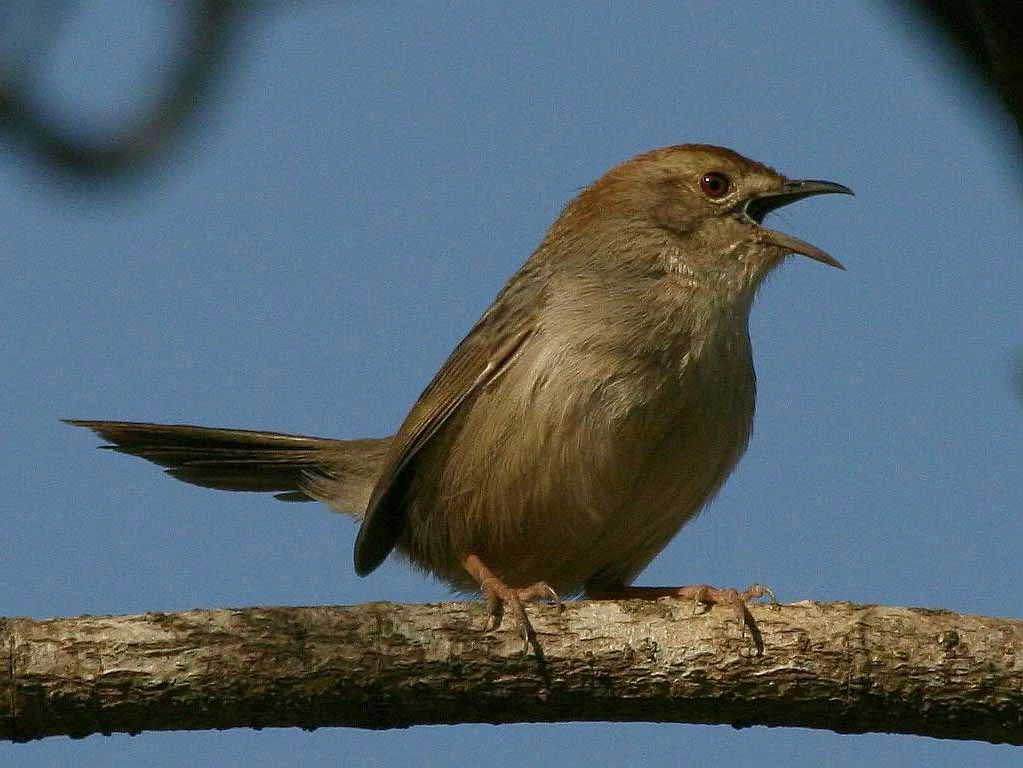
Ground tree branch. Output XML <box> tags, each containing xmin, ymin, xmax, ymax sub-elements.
<box><xmin>2</xmin><ymin>599</ymin><xmax>1021</xmax><ymax>744</ymax></box>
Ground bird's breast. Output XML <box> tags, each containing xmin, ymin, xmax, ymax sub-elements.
<box><xmin>402</xmin><ymin>317</ymin><xmax>756</xmax><ymax>595</ymax></box>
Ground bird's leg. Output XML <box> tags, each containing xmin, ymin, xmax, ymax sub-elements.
<box><xmin>462</xmin><ymin>554</ymin><xmax>561</xmax><ymax>652</ymax></box>
<box><xmin>586</xmin><ymin>583</ymin><xmax>777</xmax><ymax>654</ymax></box>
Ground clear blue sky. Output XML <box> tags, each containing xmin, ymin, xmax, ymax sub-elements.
<box><xmin>3</xmin><ymin>1</ymin><xmax>1020</xmax><ymax>765</ymax></box>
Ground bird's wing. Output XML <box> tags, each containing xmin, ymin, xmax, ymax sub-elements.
<box><xmin>353</xmin><ymin>318</ymin><xmax>535</xmax><ymax>576</ymax></box>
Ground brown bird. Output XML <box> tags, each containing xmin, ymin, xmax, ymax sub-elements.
<box><xmin>68</xmin><ymin>144</ymin><xmax>852</xmax><ymax>648</ymax></box>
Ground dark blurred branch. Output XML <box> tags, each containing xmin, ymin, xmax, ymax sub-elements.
<box><xmin>0</xmin><ymin>2</ymin><xmax>1019</xmax><ymax>186</ymax></box>
<box><xmin>896</xmin><ymin>0</ymin><xmax>1022</xmax><ymax>135</ymax></box>
<box><xmin>0</xmin><ymin>1</ymin><xmax>244</xmax><ymax>182</ymax></box>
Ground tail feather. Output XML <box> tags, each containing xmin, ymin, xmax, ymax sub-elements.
<box><xmin>65</xmin><ymin>420</ymin><xmax>388</xmax><ymax>513</ymax></box>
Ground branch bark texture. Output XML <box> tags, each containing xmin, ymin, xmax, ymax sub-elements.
<box><xmin>2</xmin><ymin>599</ymin><xmax>1021</xmax><ymax>744</ymax></box>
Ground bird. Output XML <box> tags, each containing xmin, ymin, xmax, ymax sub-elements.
<box><xmin>68</xmin><ymin>144</ymin><xmax>852</xmax><ymax>649</ymax></box>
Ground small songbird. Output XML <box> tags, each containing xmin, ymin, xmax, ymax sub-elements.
<box><xmin>68</xmin><ymin>144</ymin><xmax>852</xmax><ymax>647</ymax></box>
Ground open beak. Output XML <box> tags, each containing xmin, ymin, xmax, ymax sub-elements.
<box><xmin>742</xmin><ymin>179</ymin><xmax>854</xmax><ymax>269</ymax></box>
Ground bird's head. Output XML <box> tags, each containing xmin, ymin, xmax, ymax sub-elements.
<box><xmin>552</xmin><ymin>144</ymin><xmax>853</xmax><ymax>296</ymax></box>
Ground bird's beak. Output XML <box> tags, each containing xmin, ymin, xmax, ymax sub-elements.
<box><xmin>742</xmin><ymin>179</ymin><xmax>854</xmax><ymax>269</ymax></box>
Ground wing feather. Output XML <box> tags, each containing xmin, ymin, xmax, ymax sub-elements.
<box><xmin>352</xmin><ymin>325</ymin><xmax>534</xmax><ymax>575</ymax></box>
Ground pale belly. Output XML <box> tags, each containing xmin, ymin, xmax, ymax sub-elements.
<box><xmin>398</xmin><ymin>341</ymin><xmax>755</xmax><ymax>595</ymax></box>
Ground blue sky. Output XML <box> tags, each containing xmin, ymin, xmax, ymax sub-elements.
<box><xmin>2</xmin><ymin>1</ymin><xmax>1020</xmax><ymax>766</ymax></box>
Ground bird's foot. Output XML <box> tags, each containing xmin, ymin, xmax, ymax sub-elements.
<box><xmin>462</xmin><ymin>554</ymin><xmax>562</xmax><ymax>654</ymax></box>
<box><xmin>586</xmin><ymin>582</ymin><xmax>777</xmax><ymax>655</ymax></box>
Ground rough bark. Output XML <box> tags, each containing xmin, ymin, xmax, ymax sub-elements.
<box><xmin>2</xmin><ymin>599</ymin><xmax>1021</xmax><ymax>744</ymax></box>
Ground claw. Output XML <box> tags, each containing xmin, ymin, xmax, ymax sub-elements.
<box><xmin>462</xmin><ymin>554</ymin><xmax>560</xmax><ymax>655</ymax></box>
<box><xmin>586</xmin><ymin>581</ymin><xmax>777</xmax><ymax>656</ymax></box>
<box><xmin>741</xmin><ymin>583</ymin><xmax>777</xmax><ymax>606</ymax></box>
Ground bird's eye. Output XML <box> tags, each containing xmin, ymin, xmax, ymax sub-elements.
<box><xmin>699</xmin><ymin>171</ymin><xmax>731</xmax><ymax>199</ymax></box>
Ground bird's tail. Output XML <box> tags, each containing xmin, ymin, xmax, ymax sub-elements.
<box><xmin>65</xmin><ymin>420</ymin><xmax>389</xmax><ymax>516</ymax></box>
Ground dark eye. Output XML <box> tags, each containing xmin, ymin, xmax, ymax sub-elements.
<box><xmin>699</xmin><ymin>171</ymin><xmax>731</xmax><ymax>199</ymax></box>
